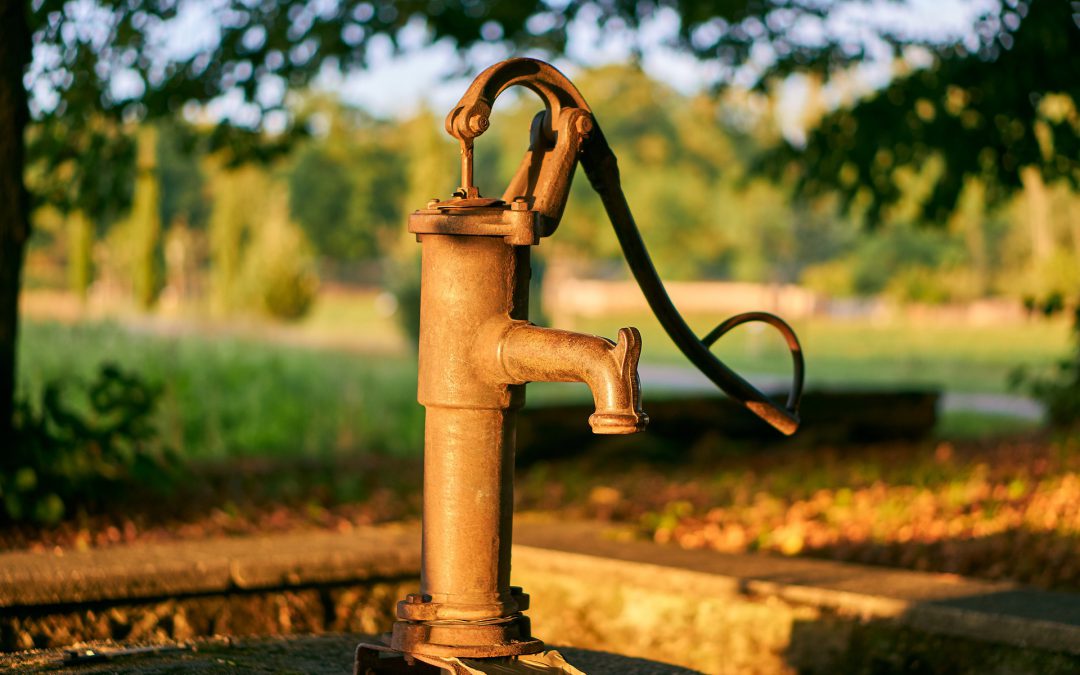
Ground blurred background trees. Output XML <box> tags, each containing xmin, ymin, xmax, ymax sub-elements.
<box><xmin>19</xmin><ymin>61</ymin><xmax>1074</xmax><ymax>310</ymax></box>
<box><xmin>3</xmin><ymin>0</ymin><xmax>1079</xmax><ymax>450</ymax></box>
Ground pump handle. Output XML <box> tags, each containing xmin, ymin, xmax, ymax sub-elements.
<box><xmin>579</xmin><ymin>124</ymin><xmax>803</xmax><ymax>434</ymax></box>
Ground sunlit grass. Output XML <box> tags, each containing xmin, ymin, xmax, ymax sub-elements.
<box><xmin>935</xmin><ymin>411</ymin><xmax>1042</xmax><ymax>439</ymax></box>
<box><xmin>18</xmin><ymin>320</ymin><xmax>421</xmax><ymax>460</ymax></box>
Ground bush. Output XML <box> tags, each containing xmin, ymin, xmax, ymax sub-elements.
<box><xmin>386</xmin><ymin>254</ymin><xmax>422</xmax><ymax>346</ymax></box>
<box><xmin>241</xmin><ymin>194</ymin><xmax>319</xmax><ymax>321</ymax></box>
<box><xmin>5</xmin><ymin>364</ymin><xmax>178</xmax><ymax>524</ymax></box>
<box><xmin>1011</xmin><ymin>306</ymin><xmax>1080</xmax><ymax>429</ymax></box>
<box><xmin>800</xmin><ymin>259</ymin><xmax>857</xmax><ymax>297</ymax></box>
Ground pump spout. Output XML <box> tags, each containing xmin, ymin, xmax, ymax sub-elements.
<box><xmin>492</xmin><ymin>322</ymin><xmax>648</xmax><ymax>435</ymax></box>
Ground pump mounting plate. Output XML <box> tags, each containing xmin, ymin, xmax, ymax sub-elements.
<box><xmin>409</xmin><ymin>205</ymin><xmax>541</xmax><ymax>246</ymax></box>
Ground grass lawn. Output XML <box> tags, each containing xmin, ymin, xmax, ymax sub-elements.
<box><xmin>15</xmin><ymin>289</ymin><xmax>1071</xmax><ymax>460</ymax></box>
<box><xmin>18</xmin><ymin>319</ymin><xmax>422</xmax><ymax>460</ymax></box>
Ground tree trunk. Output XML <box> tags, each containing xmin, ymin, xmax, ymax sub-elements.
<box><xmin>0</xmin><ymin>1</ymin><xmax>31</xmax><ymax>450</ymax></box>
<box><xmin>67</xmin><ymin>210</ymin><xmax>94</xmax><ymax>303</ymax></box>
<box><xmin>131</xmin><ymin>125</ymin><xmax>161</xmax><ymax>310</ymax></box>
<box><xmin>1020</xmin><ymin>166</ymin><xmax>1052</xmax><ymax>264</ymax></box>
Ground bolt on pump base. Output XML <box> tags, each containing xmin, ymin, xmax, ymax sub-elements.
<box><xmin>357</xmin><ymin>58</ymin><xmax>804</xmax><ymax>674</ymax></box>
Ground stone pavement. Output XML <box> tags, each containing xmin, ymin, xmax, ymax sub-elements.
<box><xmin>0</xmin><ymin>634</ymin><xmax>701</xmax><ymax>674</ymax></box>
<box><xmin>0</xmin><ymin>523</ymin><xmax>420</xmax><ymax>607</ymax></box>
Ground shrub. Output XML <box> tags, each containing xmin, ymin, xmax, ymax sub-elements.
<box><xmin>800</xmin><ymin>259</ymin><xmax>857</xmax><ymax>297</ymax></box>
<box><xmin>5</xmin><ymin>364</ymin><xmax>178</xmax><ymax>524</ymax></box>
<box><xmin>240</xmin><ymin>193</ymin><xmax>319</xmax><ymax>321</ymax></box>
<box><xmin>386</xmin><ymin>255</ymin><xmax>422</xmax><ymax>345</ymax></box>
<box><xmin>1011</xmin><ymin>306</ymin><xmax>1080</xmax><ymax>429</ymax></box>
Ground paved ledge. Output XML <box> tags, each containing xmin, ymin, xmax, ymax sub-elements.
<box><xmin>0</xmin><ymin>524</ymin><xmax>420</xmax><ymax>608</ymax></box>
<box><xmin>1</xmin><ymin>519</ymin><xmax>1076</xmax><ymax>663</ymax></box>
<box><xmin>514</xmin><ymin>521</ymin><xmax>1080</xmax><ymax>659</ymax></box>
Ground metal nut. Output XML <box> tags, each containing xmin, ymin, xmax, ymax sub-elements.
<box><xmin>575</xmin><ymin>114</ymin><xmax>593</xmax><ymax>135</ymax></box>
<box><xmin>468</xmin><ymin>113</ymin><xmax>489</xmax><ymax>134</ymax></box>
<box><xmin>511</xmin><ymin>197</ymin><xmax>529</xmax><ymax>211</ymax></box>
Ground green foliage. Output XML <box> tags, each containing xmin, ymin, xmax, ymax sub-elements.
<box><xmin>885</xmin><ymin>265</ymin><xmax>983</xmax><ymax>305</ymax></box>
<box><xmin>1012</xmin><ymin>307</ymin><xmax>1080</xmax><ymax>429</ymax></box>
<box><xmin>102</xmin><ymin>207</ymin><xmax>165</xmax><ymax>313</ymax></box>
<box><xmin>287</xmin><ymin>103</ymin><xmax>406</xmax><ymax>263</ymax></box>
<box><xmin>1015</xmin><ymin>359</ymin><xmax>1080</xmax><ymax>430</ymax></box>
<box><xmin>240</xmin><ymin>194</ymin><xmax>319</xmax><ymax>321</ymax></box>
<box><xmin>206</xmin><ymin>163</ymin><xmax>269</xmax><ymax>313</ymax></box>
<box><xmin>482</xmin><ymin>64</ymin><xmax>856</xmax><ymax>283</ymax></box>
<box><xmin>157</xmin><ymin>122</ymin><xmax>209</xmax><ymax>231</ymax></box>
<box><xmin>125</xmin><ymin>126</ymin><xmax>163</xmax><ymax>310</ymax></box>
<box><xmin>798</xmin><ymin>220</ymin><xmax>976</xmax><ymax>302</ymax></box>
<box><xmin>25</xmin><ymin>114</ymin><xmax>135</xmax><ymax>226</ymax></box>
<box><xmin>65</xmin><ymin>210</ymin><xmax>93</xmax><ymax>301</ymax></box>
<box><xmin>781</xmin><ymin>0</ymin><xmax>1079</xmax><ymax>223</ymax></box>
<box><xmin>387</xmin><ymin>256</ymin><xmax>423</xmax><ymax>346</ymax></box>
<box><xmin>23</xmin><ymin>1</ymin><xmax>562</xmax><ymax>224</ymax></box>
<box><xmin>19</xmin><ymin>320</ymin><xmax>423</xmax><ymax>460</ymax></box>
<box><xmin>6</xmin><ymin>364</ymin><xmax>176</xmax><ymax>524</ymax></box>
<box><xmin>203</xmin><ymin>162</ymin><xmax>321</xmax><ymax>321</ymax></box>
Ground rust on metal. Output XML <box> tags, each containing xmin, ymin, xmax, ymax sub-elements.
<box><xmin>364</xmin><ymin>57</ymin><xmax>804</xmax><ymax>669</ymax></box>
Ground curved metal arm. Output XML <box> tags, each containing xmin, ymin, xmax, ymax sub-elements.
<box><xmin>444</xmin><ymin>58</ymin><xmax>591</xmax><ymax>146</ymax></box>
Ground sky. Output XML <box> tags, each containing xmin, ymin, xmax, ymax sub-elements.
<box><xmin>317</xmin><ymin>0</ymin><xmax>996</xmax><ymax>120</ymax></box>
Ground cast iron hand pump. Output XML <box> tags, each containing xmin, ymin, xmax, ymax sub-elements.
<box><xmin>357</xmin><ymin>58</ymin><xmax>804</xmax><ymax>673</ymax></box>
<box><xmin>443</xmin><ymin>58</ymin><xmax>804</xmax><ymax>434</ymax></box>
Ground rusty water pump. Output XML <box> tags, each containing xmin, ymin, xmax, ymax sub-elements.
<box><xmin>357</xmin><ymin>58</ymin><xmax>804</xmax><ymax>673</ymax></box>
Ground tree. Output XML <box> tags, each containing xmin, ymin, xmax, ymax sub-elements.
<box><xmin>205</xmin><ymin>162</ymin><xmax>269</xmax><ymax>314</ymax></box>
<box><xmin>287</xmin><ymin>103</ymin><xmax>406</xmax><ymax>267</ymax></box>
<box><xmin>777</xmin><ymin>0</ymin><xmax>1077</xmax><ymax>223</ymax></box>
<box><xmin>770</xmin><ymin>0</ymin><xmax>1078</xmax><ymax>422</ymax></box>
<box><xmin>65</xmin><ymin>210</ymin><xmax>93</xmax><ymax>302</ymax></box>
<box><xmin>2</xmin><ymin>1</ymin><xmax>32</xmax><ymax>451</ymax></box>
<box><xmin>126</xmin><ymin>126</ymin><xmax>163</xmax><ymax>309</ymax></box>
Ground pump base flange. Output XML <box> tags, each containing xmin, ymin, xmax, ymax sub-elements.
<box><xmin>389</xmin><ymin>614</ymin><xmax>544</xmax><ymax>658</ymax></box>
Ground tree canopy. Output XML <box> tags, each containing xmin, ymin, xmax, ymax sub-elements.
<box><xmin>780</xmin><ymin>0</ymin><xmax>1079</xmax><ymax>223</ymax></box>
<box><xmin>24</xmin><ymin>0</ymin><xmax>1077</xmax><ymax>223</ymax></box>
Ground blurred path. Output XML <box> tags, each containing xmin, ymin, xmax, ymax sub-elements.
<box><xmin>637</xmin><ymin>364</ymin><xmax>1045</xmax><ymax>421</ymax></box>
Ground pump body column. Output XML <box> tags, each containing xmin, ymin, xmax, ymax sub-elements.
<box><xmin>390</xmin><ymin>233</ymin><xmax>541</xmax><ymax>658</ymax></box>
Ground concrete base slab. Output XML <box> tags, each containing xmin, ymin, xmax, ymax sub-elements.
<box><xmin>0</xmin><ymin>635</ymin><xmax>702</xmax><ymax>674</ymax></box>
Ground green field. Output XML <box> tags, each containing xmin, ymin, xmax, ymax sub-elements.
<box><xmin>16</xmin><ymin>292</ymin><xmax>1071</xmax><ymax>459</ymax></box>
<box><xmin>18</xmin><ymin>319</ymin><xmax>422</xmax><ymax>460</ymax></box>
